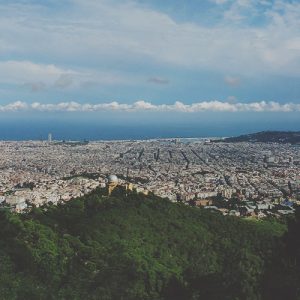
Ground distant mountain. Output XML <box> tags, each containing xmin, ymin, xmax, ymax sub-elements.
<box><xmin>223</xmin><ymin>131</ymin><xmax>300</xmax><ymax>144</ymax></box>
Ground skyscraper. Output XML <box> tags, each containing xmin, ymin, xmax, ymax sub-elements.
<box><xmin>48</xmin><ymin>133</ymin><xmax>52</xmax><ymax>143</ymax></box>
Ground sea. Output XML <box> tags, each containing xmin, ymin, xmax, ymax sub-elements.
<box><xmin>0</xmin><ymin>112</ymin><xmax>299</xmax><ymax>141</ymax></box>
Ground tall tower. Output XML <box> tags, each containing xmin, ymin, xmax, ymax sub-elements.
<box><xmin>125</xmin><ymin>168</ymin><xmax>133</xmax><ymax>192</ymax></box>
<box><xmin>48</xmin><ymin>133</ymin><xmax>52</xmax><ymax>143</ymax></box>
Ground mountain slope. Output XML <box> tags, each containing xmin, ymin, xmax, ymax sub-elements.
<box><xmin>223</xmin><ymin>131</ymin><xmax>300</xmax><ymax>144</ymax></box>
<box><xmin>0</xmin><ymin>187</ymin><xmax>296</xmax><ymax>300</ymax></box>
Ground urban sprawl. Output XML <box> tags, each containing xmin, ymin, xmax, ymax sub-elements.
<box><xmin>1</xmin><ymin>138</ymin><xmax>299</xmax><ymax>218</ymax></box>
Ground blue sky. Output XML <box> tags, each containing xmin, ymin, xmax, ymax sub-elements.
<box><xmin>0</xmin><ymin>0</ymin><xmax>300</xmax><ymax>122</ymax></box>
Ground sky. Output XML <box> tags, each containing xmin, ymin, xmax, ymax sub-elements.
<box><xmin>0</xmin><ymin>0</ymin><xmax>300</xmax><ymax>135</ymax></box>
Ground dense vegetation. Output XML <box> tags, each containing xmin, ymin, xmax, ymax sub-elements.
<box><xmin>220</xmin><ymin>131</ymin><xmax>300</xmax><ymax>144</ymax></box>
<box><xmin>0</xmin><ymin>187</ymin><xmax>299</xmax><ymax>299</ymax></box>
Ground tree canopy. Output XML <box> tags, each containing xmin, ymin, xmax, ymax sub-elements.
<box><xmin>0</xmin><ymin>186</ymin><xmax>298</xmax><ymax>299</ymax></box>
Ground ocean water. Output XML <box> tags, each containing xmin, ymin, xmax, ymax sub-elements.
<box><xmin>0</xmin><ymin>112</ymin><xmax>299</xmax><ymax>141</ymax></box>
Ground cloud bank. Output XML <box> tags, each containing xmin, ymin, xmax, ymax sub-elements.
<box><xmin>1</xmin><ymin>0</ymin><xmax>300</xmax><ymax>82</ymax></box>
<box><xmin>0</xmin><ymin>0</ymin><xmax>300</xmax><ymax>104</ymax></box>
<box><xmin>1</xmin><ymin>100</ymin><xmax>299</xmax><ymax>113</ymax></box>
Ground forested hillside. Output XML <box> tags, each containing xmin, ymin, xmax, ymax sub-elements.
<box><xmin>222</xmin><ymin>131</ymin><xmax>300</xmax><ymax>144</ymax></box>
<box><xmin>0</xmin><ymin>187</ymin><xmax>299</xmax><ymax>300</ymax></box>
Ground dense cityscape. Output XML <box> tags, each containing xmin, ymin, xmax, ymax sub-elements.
<box><xmin>1</xmin><ymin>137</ymin><xmax>299</xmax><ymax>218</ymax></box>
<box><xmin>1</xmin><ymin>0</ymin><xmax>300</xmax><ymax>298</ymax></box>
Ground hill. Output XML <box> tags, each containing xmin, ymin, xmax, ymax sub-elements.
<box><xmin>0</xmin><ymin>187</ymin><xmax>299</xmax><ymax>300</ymax></box>
<box><xmin>221</xmin><ymin>131</ymin><xmax>300</xmax><ymax>144</ymax></box>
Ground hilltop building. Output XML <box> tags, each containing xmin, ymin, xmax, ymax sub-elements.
<box><xmin>107</xmin><ymin>175</ymin><xmax>118</xmax><ymax>195</ymax></box>
<box><xmin>107</xmin><ymin>175</ymin><xmax>134</xmax><ymax>196</ymax></box>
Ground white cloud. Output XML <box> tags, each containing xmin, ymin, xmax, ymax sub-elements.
<box><xmin>0</xmin><ymin>0</ymin><xmax>300</xmax><ymax>79</ymax></box>
<box><xmin>0</xmin><ymin>60</ymin><xmax>136</xmax><ymax>90</ymax></box>
<box><xmin>0</xmin><ymin>61</ymin><xmax>76</xmax><ymax>85</ymax></box>
<box><xmin>0</xmin><ymin>100</ymin><xmax>299</xmax><ymax>113</ymax></box>
<box><xmin>0</xmin><ymin>101</ymin><xmax>28</xmax><ymax>112</ymax></box>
